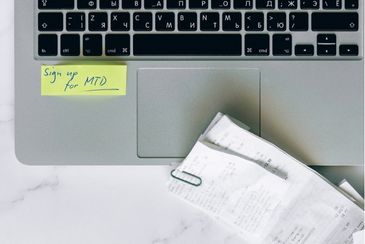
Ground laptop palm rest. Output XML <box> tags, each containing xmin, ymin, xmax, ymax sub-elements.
<box><xmin>137</xmin><ymin>68</ymin><xmax>260</xmax><ymax>158</ymax></box>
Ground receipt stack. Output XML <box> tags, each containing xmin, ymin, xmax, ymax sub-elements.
<box><xmin>168</xmin><ymin>113</ymin><xmax>364</xmax><ymax>244</ymax></box>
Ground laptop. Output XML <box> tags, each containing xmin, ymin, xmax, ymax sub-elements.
<box><xmin>14</xmin><ymin>0</ymin><xmax>363</xmax><ymax>165</ymax></box>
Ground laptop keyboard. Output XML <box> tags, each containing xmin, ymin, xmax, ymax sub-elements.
<box><xmin>36</xmin><ymin>0</ymin><xmax>361</xmax><ymax>59</ymax></box>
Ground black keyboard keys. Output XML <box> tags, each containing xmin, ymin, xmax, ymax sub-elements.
<box><xmin>133</xmin><ymin>12</ymin><xmax>153</xmax><ymax>31</ymax></box>
<box><xmin>267</xmin><ymin>12</ymin><xmax>286</xmax><ymax>31</ymax></box>
<box><xmin>339</xmin><ymin>44</ymin><xmax>358</xmax><ymax>56</ymax></box>
<box><xmin>245</xmin><ymin>12</ymin><xmax>264</xmax><ymax>31</ymax></box>
<box><xmin>189</xmin><ymin>0</ymin><xmax>208</xmax><ymax>9</ymax></box>
<box><xmin>317</xmin><ymin>45</ymin><xmax>336</xmax><ymax>56</ymax></box>
<box><xmin>61</xmin><ymin>34</ymin><xmax>80</xmax><ymax>56</ymax></box>
<box><xmin>89</xmin><ymin>13</ymin><xmax>108</xmax><ymax>31</ymax></box>
<box><xmin>78</xmin><ymin>0</ymin><xmax>97</xmax><ymax>9</ymax></box>
<box><xmin>273</xmin><ymin>34</ymin><xmax>292</xmax><ymax>55</ymax></box>
<box><xmin>111</xmin><ymin>12</ymin><xmax>130</xmax><ymax>31</ymax></box>
<box><xmin>295</xmin><ymin>44</ymin><xmax>314</xmax><ymax>56</ymax></box>
<box><xmin>300</xmin><ymin>0</ymin><xmax>319</xmax><ymax>9</ymax></box>
<box><xmin>39</xmin><ymin>0</ymin><xmax>74</xmax><ymax>9</ymax></box>
<box><xmin>323</xmin><ymin>0</ymin><xmax>341</xmax><ymax>9</ymax></box>
<box><xmin>200</xmin><ymin>12</ymin><xmax>220</xmax><ymax>31</ymax></box>
<box><xmin>145</xmin><ymin>0</ymin><xmax>164</xmax><ymax>9</ymax></box>
<box><xmin>317</xmin><ymin>34</ymin><xmax>336</xmax><ymax>43</ymax></box>
<box><xmin>167</xmin><ymin>0</ymin><xmax>186</xmax><ymax>9</ymax></box>
<box><xmin>256</xmin><ymin>0</ymin><xmax>275</xmax><ymax>9</ymax></box>
<box><xmin>317</xmin><ymin>34</ymin><xmax>336</xmax><ymax>56</ymax></box>
<box><xmin>222</xmin><ymin>13</ymin><xmax>242</xmax><ymax>31</ymax></box>
<box><xmin>83</xmin><ymin>34</ymin><xmax>102</xmax><ymax>56</ymax></box>
<box><xmin>100</xmin><ymin>0</ymin><xmax>120</xmax><ymax>9</ymax></box>
<box><xmin>312</xmin><ymin>13</ymin><xmax>358</xmax><ymax>31</ymax></box>
<box><xmin>345</xmin><ymin>0</ymin><xmax>358</xmax><ymax>9</ymax></box>
<box><xmin>278</xmin><ymin>0</ymin><xmax>297</xmax><ymax>9</ymax></box>
<box><xmin>178</xmin><ymin>13</ymin><xmax>197</xmax><ymax>31</ymax></box>
<box><xmin>245</xmin><ymin>34</ymin><xmax>269</xmax><ymax>56</ymax></box>
<box><xmin>38</xmin><ymin>12</ymin><xmax>63</xmax><ymax>31</ymax></box>
<box><xmin>122</xmin><ymin>0</ymin><xmax>142</xmax><ymax>9</ymax></box>
<box><xmin>133</xmin><ymin>34</ymin><xmax>241</xmax><ymax>55</ymax></box>
<box><xmin>289</xmin><ymin>12</ymin><xmax>308</xmax><ymax>31</ymax></box>
<box><xmin>66</xmin><ymin>13</ymin><xmax>85</xmax><ymax>31</ymax></box>
<box><xmin>233</xmin><ymin>0</ymin><xmax>253</xmax><ymax>9</ymax></box>
<box><xmin>38</xmin><ymin>34</ymin><xmax>58</xmax><ymax>56</ymax></box>
<box><xmin>105</xmin><ymin>34</ymin><xmax>130</xmax><ymax>56</ymax></box>
<box><xmin>211</xmin><ymin>0</ymin><xmax>231</xmax><ymax>9</ymax></box>
<box><xmin>156</xmin><ymin>12</ymin><xmax>175</xmax><ymax>31</ymax></box>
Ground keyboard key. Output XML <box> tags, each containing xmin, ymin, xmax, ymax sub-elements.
<box><xmin>133</xmin><ymin>34</ymin><xmax>242</xmax><ymax>55</ymax></box>
<box><xmin>83</xmin><ymin>34</ymin><xmax>102</xmax><ymax>56</ymax></box>
<box><xmin>317</xmin><ymin>45</ymin><xmax>336</xmax><ymax>56</ymax></box>
<box><xmin>289</xmin><ymin>12</ymin><xmax>308</xmax><ymax>31</ymax></box>
<box><xmin>267</xmin><ymin>12</ymin><xmax>286</xmax><ymax>31</ymax></box>
<box><xmin>211</xmin><ymin>0</ymin><xmax>231</xmax><ymax>9</ymax></box>
<box><xmin>300</xmin><ymin>0</ymin><xmax>319</xmax><ymax>9</ymax></box>
<box><xmin>66</xmin><ymin>13</ymin><xmax>85</xmax><ymax>31</ymax></box>
<box><xmin>178</xmin><ymin>13</ymin><xmax>197</xmax><ymax>31</ymax></box>
<box><xmin>39</xmin><ymin>0</ymin><xmax>74</xmax><ymax>9</ymax></box>
<box><xmin>78</xmin><ymin>0</ymin><xmax>97</xmax><ymax>9</ymax></box>
<box><xmin>345</xmin><ymin>0</ymin><xmax>358</xmax><ymax>9</ymax></box>
<box><xmin>38</xmin><ymin>34</ymin><xmax>58</xmax><ymax>56</ymax></box>
<box><xmin>245</xmin><ymin>12</ymin><xmax>264</xmax><ymax>31</ymax></box>
<box><xmin>256</xmin><ymin>0</ymin><xmax>275</xmax><ymax>9</ymax></box>
<box><xmin>323</xmin><ymin>0</ymin><xmax>341</xmax><ymax>9</ymax></box>
<box><xmin>167</xmin><ymin>0</ymin><xmax>186</xmax><ymax>8</ymax></box>
<box><xmin>317</xmin><ymin>34</ymin><xmax>336</xmax><ymax>56</ymax></box>
<box><xmin>312</xmin><ymin>13</ymin><xmax>358</xmax><ymax>31</ymax></box>
<box><xmin>273</xmin><ymin>34</ymin><xmax>292</xmax><ymax>55</ymax></box>
<box><xmin>156</xmin><ymin>12</ymin><xmax>175</xmax><ymax>31</ymax></box>
<box><xmin>122</xmin><ymin>0</ymin><xmax>142</xmax><ymax>8</ymax></box>
<box><xmin>245</xmin><ymin>34</ymin><xmax>269</xmax><ymax>56</ymax></box>
<box><xmin>278</xmin><ymin>0</ymin><xmax>297</xmax><ymax>8</ymax></box>
<box><xmin>133</xmin><ymin>12</ymin><xmax>153</xmax><ymax>31</ymax></box>
<box><xmin>105</xmin><ymin>34</ymin><xmax>130</xmax><ymax>56</ymax></box>
<box><xmin>200</xmin><ymin>12</ymin><xmax>219</xmax><ymax>31</ymax></box>
<box><xmin>317</xmin><ymin>34</ymin><xmax>336</xmax><ymax>44</ymax></box>
<box><xmin>89</xmin><ymin>12</ymin><xmax>108</xmax><ymax>31</ymax></box>
<box><xmin>222</xmin><ymin>12</ymin><xmax>242</xmax><ymax>31</ymax></box>
<box><xmin>339</xmin><ymin>44</ymin><xmax>358</xmax><ymax>56</ymax></box>
<box><xmin>145</xmin><ymin>0</ymin><xmax>164</xmax><ymax>9</ymax></box>
<box><xmin>295</xmin><ymin>44</ymin><xmax>314</xmax><ymax>55</ymax></box>
<box><xmin>233</xmin><ymin>0</ymin><xmax>253</xmax><ymax>9</ymax></box>
<box><xmin>100</xmin><ymin>0</ymin><xmax>120</xmax><ymax>9</ymax></box>
<box><xmin>189</xmin><ymin>0</ymin><xmax>208</xmax><ymax>9</ymax></box>
<box><xmin>111</xmin><ymin>12</ymin><xmax>130</xmax><ymax>31</ymax></box>
<box><xmin>61</xmin><ymin>34</ymin><xmax>80</xmax><ymax>56</ymax></box>
<box><xmin>38</xmin><ymin>13</ymin><xmax>63</xmax><ymax>31</ymax></box>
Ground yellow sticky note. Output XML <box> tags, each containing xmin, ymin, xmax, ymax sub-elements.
<box><xmin>41</xmin><ymin>65</ymin><xmax>127</xmax><ymax>96</ymax></box>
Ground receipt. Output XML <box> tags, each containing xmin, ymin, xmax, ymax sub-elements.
<box><xmin>168</xmin><ymin>141</ymin><xmax>289</xmax><ymax>243</ymax></box>
<box><xmin>202</xmin><ymin>113</ymin><xmax>364</xmax><ymax>244</ymax></box>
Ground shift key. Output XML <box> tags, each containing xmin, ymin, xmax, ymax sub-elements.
<box><xmin>312</xmin><ymin>12</ymin><xmax>358</xmax><ymax>31</ymax></box>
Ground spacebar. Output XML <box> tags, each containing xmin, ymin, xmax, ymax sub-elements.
<box><xmin>133</xmin><ymin>34</ymin><xmax>242</xmax><ymax>56</ymax></box>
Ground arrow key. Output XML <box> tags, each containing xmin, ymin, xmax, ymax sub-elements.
<box><xmin>295</xmin><ymin>44</ymin><xmax>314</xmax><ymax>56</ymax></box>
<box><xmin>340</xmin><ymin>44</ymin><xmax>358</xmax><ymax>56</ymax></box>
<box><xmin>318</xmin><ymin>44</ymin><xmax>336</xmax><ymax>56</ymax></box>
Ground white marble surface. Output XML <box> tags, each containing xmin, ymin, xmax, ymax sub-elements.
<box><xmin>0</xmin><ymin>1</ymin><xmax>363</xmax><ymax>244</ymax></box>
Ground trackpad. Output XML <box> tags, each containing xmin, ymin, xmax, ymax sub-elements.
<box><xmin>137</xmin><ymin>68</ymin><xmax>260</xmax><ymax>158</ymax></box>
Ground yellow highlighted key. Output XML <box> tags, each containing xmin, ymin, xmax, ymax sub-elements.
<box><xmin>41</xmin><ymin>65</ymin><xmax>127</xmax><ymax>96</ymax></box>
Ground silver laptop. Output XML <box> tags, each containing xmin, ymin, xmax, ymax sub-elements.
<box><xmin>15</xmin><ymin>0</ymin><xmax>363</xmax><ymax>165</ymax></box>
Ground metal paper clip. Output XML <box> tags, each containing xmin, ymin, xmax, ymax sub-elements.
<box><xmin>170</xmin><ymin>169</ymin><xmax>202</xmax><ymax>187</ymax></box>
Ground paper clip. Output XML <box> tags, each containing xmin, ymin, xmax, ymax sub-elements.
<box><xmin>170</xmin><ymin>169</ymin><xmax>202</xmax><ymax>187</ymax></box>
